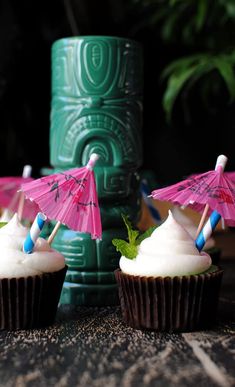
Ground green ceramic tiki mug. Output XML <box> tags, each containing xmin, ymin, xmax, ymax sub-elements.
<box><xmin>50</xmin><ymin>36</ymin><xmax>143</xmax><ymax>305</ymax></box>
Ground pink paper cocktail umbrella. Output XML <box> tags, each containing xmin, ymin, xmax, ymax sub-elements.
<box><xmin>0</xmin><ymin>166</ymin><xmax>39</xmax><ymax>222</ymax></box>
<box><xmin>181</xmin><ymin>155</ymin><xmax>230</xmax><ymax>235</ymax></box>
<box><xmin>21</xmin><ymin>154</ymin><xmax>102</xmax><ymax>244</ymax></box>
<box><xmin>151</xmin><ymin>155</ymin><xmax>235</xmax><ymax>233</ymax></box>
<box><xmin>224</xmin><ymin>171</ymin><xmax>235</xmax><ymax>184</ymax></box>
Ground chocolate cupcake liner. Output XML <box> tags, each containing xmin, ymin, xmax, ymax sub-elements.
<box><xmin>0</xmin><ymin>266</ymin><xmax>67</xmax><ymax>330</ymax></box>
<box><xmin>115</xmin><ymin>268</ymin><xmax>223</xmax><ymax>332</ymax></box>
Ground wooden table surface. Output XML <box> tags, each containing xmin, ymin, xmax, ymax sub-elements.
<box><xmin>0</xmin><ymin>231</ymin><xmax>234</xmax><ymax>387</ymax></box>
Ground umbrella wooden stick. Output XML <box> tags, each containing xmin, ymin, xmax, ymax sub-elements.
<box><xmin>221</xmin><ymin>218</ymin><xmax>225</xmax><ymax>229</ymax></box>
<box><xmin>17</xmin><ymin>193</ymin><xmax>26</xmax><ymax>221</ymax></box>
<box><xmin>195</xmin><ymin>155</ymin><xmax>227</xmax><ymax>237</ymax></box>
<box><xmin>48</xmin><ymin>221</ymin><xmax>61</xmax><ymax>245</ymax></box>
<box><xmin>195</xmin><ymin>203</ymin><xmax>209</xmax><ymax>238</ymax></box>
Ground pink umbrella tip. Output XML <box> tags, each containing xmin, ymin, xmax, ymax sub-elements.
<box><xmin>215</xmin><ymin>155</ymin><xmax>228</xmax><ymax>171</ymax></box>
<box><xmin>87</xmin><ymin>154</ymin><xmax>99</xmax><ymax>170</ymax></box>
<box><xmin>22</xmin><ymin>165</ymin><xmax>32</xmax><ymax>178</ymax></box>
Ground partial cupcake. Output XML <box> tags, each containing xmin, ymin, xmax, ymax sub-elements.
<box><xmin>172</xmin><ymin>206</ymin><xmax>221</xmax><ymax>264</ymax></box>
<box><xmin>0</xmin><ymin>214</ymin><xmax>67</xmax><ymax>330</ymax></box>
<box><xmin>113</xmin><ymin>211</ymin><xmax>223</xmax><ymax>332</ymax></box>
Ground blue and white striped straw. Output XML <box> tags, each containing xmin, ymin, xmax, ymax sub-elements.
<box><xmin>23</xmin><ymin>212</ymin><xmax>47</xmax><ymax>254</ymax></box>
<box><xmin>195</xmin><ymin>210</ymin><xmax>221</xmax><ymax>252</ymax></box>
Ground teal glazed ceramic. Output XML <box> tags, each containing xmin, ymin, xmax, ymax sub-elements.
<box><xmin>49</xmin><ymin>36</ymin><xmax>143</xmax><ymax>305</ymax></box>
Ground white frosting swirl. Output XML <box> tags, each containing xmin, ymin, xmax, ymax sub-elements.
<box><xmin>120</xmin><ymin>211</ymin><xmax>211</xmax><ymax>277</ymax></box>
<box><xmin>172</xmin><ymin>206</ymin><xmax>215</xmax><ymax>250</ymax></box>
<box><xmin>0</xmin><ymin>209</ymin><xmax>13</xmax><ymax>222</ymax></box>
<box><xmin>0</xmin><ymin>214</ymin><xmax>65</xmax><ymax>278</ymax></box>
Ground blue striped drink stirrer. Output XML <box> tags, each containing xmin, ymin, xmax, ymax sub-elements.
<box><xmin>195</xmin><ymin>210</ymin><xmax>221</xmax><ymax>252</ymax></box>
<box><xmin>23</xmin><ymin>212</ymin><xmax>47</xmax><ymax>254</ymax></box>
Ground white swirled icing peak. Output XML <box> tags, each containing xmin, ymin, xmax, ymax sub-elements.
<box><xmin>0</xmin><ymin>214</ymin><xmax>65</xmax><ymax>278</ymax></box>
<box><xmin>120</xmin><ymin>210</ymin><xmax>211</xmax><ymax>277</ymax></box>
<box><xmin>172</xmin><ymin>206</ymin><xmax>215</xmax><ymax>250</ymax></box>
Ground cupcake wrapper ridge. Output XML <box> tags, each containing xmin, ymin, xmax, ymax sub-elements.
<box><xmin>115</xmin><ymin>268</ymin><xmax>223</xmax><ymax>332</ymax></box>
<box><xmin>0</xmin><ymin>266</ymin><xmax>67</xmax><ymax>330</ymax></box>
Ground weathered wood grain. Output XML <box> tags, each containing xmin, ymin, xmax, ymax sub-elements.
<box><xmin>0</xmin><ymin>304</ymin><xmax>234</xmax><ymax>387</ymax></box>
<box><xmin>0</xmin><ymin>231</ymin><xmax>234</xmax><ymax>387</ymax></box>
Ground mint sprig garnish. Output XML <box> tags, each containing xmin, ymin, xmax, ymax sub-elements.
<box><xmin>137</xmin><ymin>225</ymin><xmax>157</xmax><ymax>244</ymax></box>
<box><xmin>112</xmin><ymin>214</ymin><xmax>157</xmax><ymax>260</ymax></box>
<box><xmin>112</xmin><ymin>239</ymin><xmax>138</xmax><ymax>259</ymax></box>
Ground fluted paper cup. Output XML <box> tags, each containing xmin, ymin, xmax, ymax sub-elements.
<box><xmin>115</xmin><ymin>267</ymin><xmax>223</xmax><ymax>332</ymax></box>
<box><xmin>0</xmin><ymin>266</ymin><xmax>67</xmax><ymax>330</ymax></box>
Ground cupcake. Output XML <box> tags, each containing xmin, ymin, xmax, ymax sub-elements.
<box><xmin>114</xmin><ymin>211</ymin><xmax>223</xmax><ymax>332</ymax></box>
<box><xmin>0</xmin><ymin>214</ymin><xmax>67</xmax><ymax>330</ymax></box>
<box><xmin>0</xmin><ymin>208</ymin><xmax>13</xmax><ymax>222</ymax></box>
<box><xmin>172</xmin><ymin>206</ymin><xmax>221</xmax><ymax>264</ymax></box>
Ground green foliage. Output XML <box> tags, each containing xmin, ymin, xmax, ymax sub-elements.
<box><xmin>162</xmin><ymin>51</ymin><xmax>235</xmax><ymax>120</ymax></box>
<box><xmin>0</xmin><ymin>222</ymin><xmax>7</xmax><ymax>228</ymax></box>
<box><xmin>130</xmin><ymin>0</ymin><xmax>235</xmax><ymax>120</ymax></box>
<box><xmin>112</xmin><ymin>214</ymin><xmax>157</xmax><ymax>259</ymax></box>
<box><xmin>131</xmin><ymin>0</ymin><xmax>235</xmax><ymax>46</ymax></box>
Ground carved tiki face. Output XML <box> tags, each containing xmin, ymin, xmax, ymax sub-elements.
<box><xmin>50</xmin><ymin>36</ymin><xmax>143</xmax><ymax>171</ymax></box>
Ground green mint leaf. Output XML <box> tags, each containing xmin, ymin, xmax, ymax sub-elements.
<box><xmin>136</xmin><ymin>225</ymin><xmax>158</xmax><ymax>245</ymax></box>
<box><xmin>112</xmin><ymin>214</ymin><xmax>157</xmax><ymax>260</ymax></box>
<box><xmin>0</xmin><ymin>222</ymin><xmax>7</xmax><ymax>229</ymax></box>
<box><xmin>121</xmin><ymin>214</ymin><xmax>139</xmax><ymax>245</ymax></box>
<box><xmin>112</xmin><ymin>238</ymin><xmax>138</xmax><ymax>259</ymax></box>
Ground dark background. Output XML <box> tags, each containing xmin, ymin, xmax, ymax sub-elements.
<box><xmin>1</xmin><ymin>0</ymin><xmax>235</xmax><ymax>185</ymax></box>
